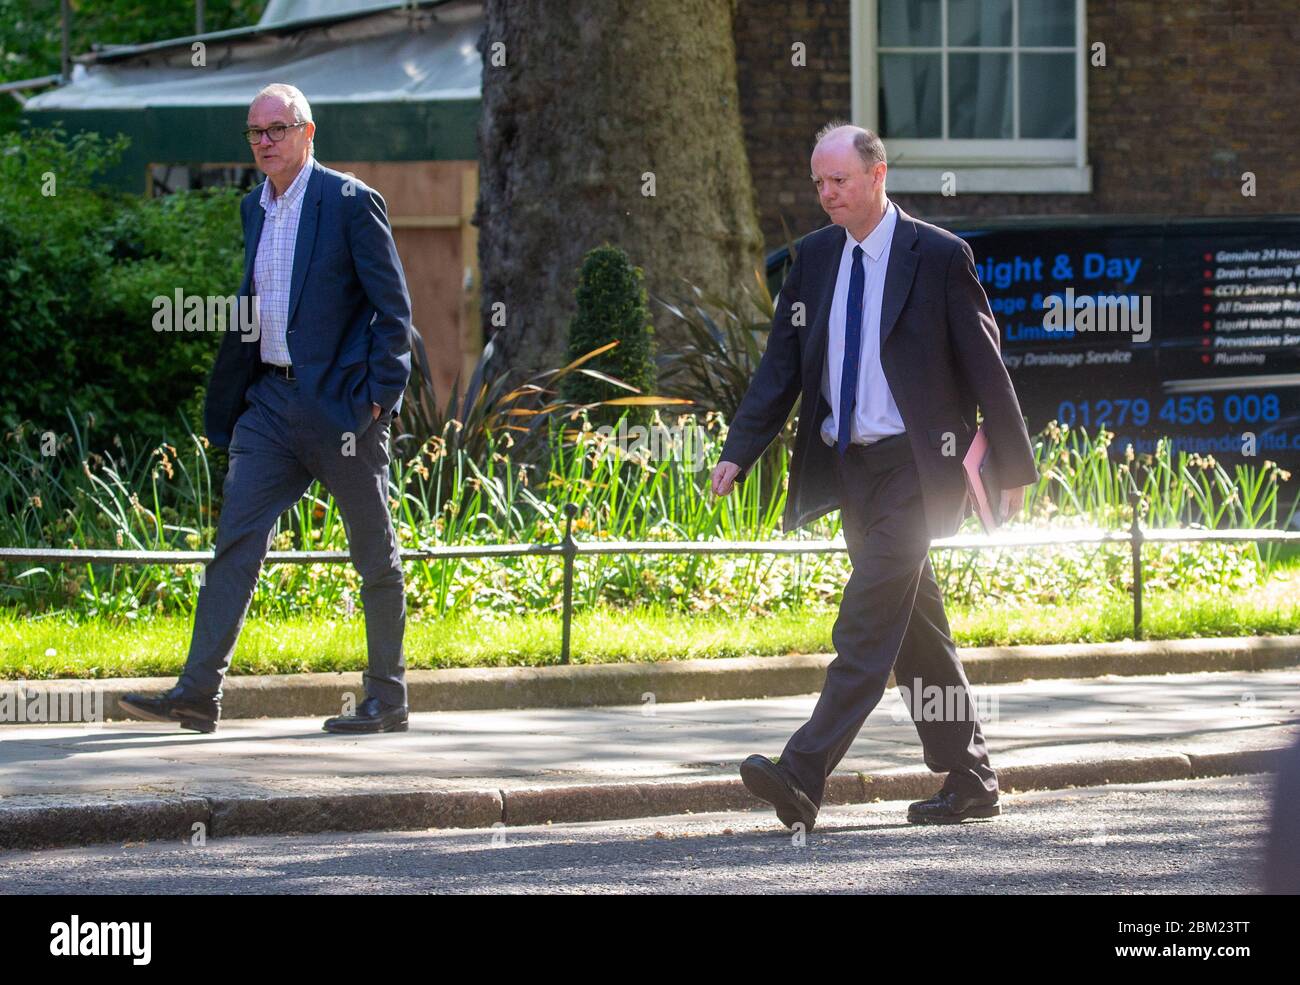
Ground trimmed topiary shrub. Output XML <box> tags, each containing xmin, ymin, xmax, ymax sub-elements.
<box><xmin>560</xmin><ymin>244</ymin><xmax>656</xmax><ymax>426</ymax></box>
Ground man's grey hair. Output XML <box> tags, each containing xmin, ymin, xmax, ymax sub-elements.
<box><xmin>250</xmin><ymin>83</ymin><xmax>313</xmax><ymax>124</ymax></box>
<box><xmin>250</xmin><ymin>83</ymin><xmax>313</xmax><ymax>151</ymax></box>
<box><xmin>814</xmin><ymin>119</ymin><xmax>887</xmax><ymax>169</ymax></box>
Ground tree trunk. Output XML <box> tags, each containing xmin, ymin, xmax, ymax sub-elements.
<box><xmin>475</xmin><ymin>0</ymin><xmax>764</xmax><ymax>383</ymax></box>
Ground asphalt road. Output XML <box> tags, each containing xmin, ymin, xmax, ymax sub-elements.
<box><xmin>0</xmin><ymin>774</ymin><xmax>1281</xmax><ymax>895</ymax></box>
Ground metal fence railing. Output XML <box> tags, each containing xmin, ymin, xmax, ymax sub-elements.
<box><xmin>3</xmin><ymin>500</ymin><xmax>1298</xmax><ymax>663</ymax></box>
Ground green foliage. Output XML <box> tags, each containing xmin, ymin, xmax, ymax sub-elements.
<box><xmin>656</xmin><ymin>269</ymin><xmax>777</xmax><ymax>423</ymax></box>
<box><xmin>4</xmin><ymin>572</ymin><xmax>1299</xmax><ymax>678</ymax></box>
<box><xmin>655</xmin><ymin>220</ymin><xmax>803</xmax><ymax>425</ymax></box>
<box><xmin>652</xmin><ymin>269</ymin><xmax>803</xmax><ymax>512</ymax></box>
<box><xmin>560</xmin><ymin>244</ymin><xmax>656</xmax><ymax>424</ymax></box>
<box><xmin>0</xmin><ymin>0</ymin><xmax>268</xmax><ymax>134</ymax></box>
<box><xmin>1</xmin><ymin>127</ymin><xmax>128</xmax><ymax>427</ymax></box>
<box><xmin>397</xmin><ymin>333</ymin><xmax>690</xmax><ymax>513</ymax></box>
<box><xmin>1</xmin><ymin>412</ymin><xmax>1295</xmax><ymax>627</ymax></box>
<box><xmin>96</xmin><ymin>182</ymin><xmax>246</xmax><ymax>434</ymax></box>
<box><xmin>1028</xmin><ymin>421</ymin><xmax>1297</xmax><ymax>532</ymax></box>
<box><xmin>0</xmin><ymin>126</ymin><xmax>244</xmax><ymax>441</ymax></box>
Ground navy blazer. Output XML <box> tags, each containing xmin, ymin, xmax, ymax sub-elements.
<box><xmin>720</xmin><ymin>205</ymin><xmax>1039</xmax><ymax>540</ymax></box>
<box><xmin>204</xmin><ymin>159</ymin><xmax>413</xmax><ymax>446</ymax></box>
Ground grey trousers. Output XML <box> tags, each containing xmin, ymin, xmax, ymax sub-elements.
<box><xmin>777</xmin><ymin>433</ymin><xmax>997</xmax><ymax>807</ymax></box>
<box><xmin>179</xmin><ymin>368</ymin><xmax>407</xmax><ymax>706</ymax></box>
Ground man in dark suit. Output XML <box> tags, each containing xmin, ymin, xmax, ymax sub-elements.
<box><xmin>713</xmin><ymin>122</ymin><xmax>1038</xmax><ymax>830</ymax></box>
<box><xmin>120</xmin><ymin>83</ymin><xmax>413</xmax><ymax>735</ymax></box>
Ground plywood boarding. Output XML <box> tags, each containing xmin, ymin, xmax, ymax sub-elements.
<box><xmin>325</xmin><ymin>160</ymin><xmax>481</xmax><ymax>404</ymax></box>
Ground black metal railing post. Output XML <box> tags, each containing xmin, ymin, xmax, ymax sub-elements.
<box><xmin>559</xmin><ymin>502</ymin><xmax>579</xmax><ymax>665</ymax></box>
<box><xmin>1129</xmin><ymin>490</ymin><xmax>1144</xmax><ymax>640</ymax></box>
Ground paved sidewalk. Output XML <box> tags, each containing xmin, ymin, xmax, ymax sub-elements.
<box><xmin>1</xmin><ymin>668</ymin><xmax>1297</xmax><ymax>848</ymax></box>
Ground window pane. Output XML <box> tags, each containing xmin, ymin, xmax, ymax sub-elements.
<box><xmin>948</xmin><ymin>53</ymin><xmax>1012</xmax><ymax>138</ymax></box>
<box><xmin>879</xmin><ymin>53</ymin><xmax>943</xmax><ymax>137</ymax></box>
<box><xmin>1019</xmin><ymin>0</ymin><xmax>1075</xmax><ymax>46</ymax></box>
<box><xmin>949</xmin><ymin>0</ymin><xmax>1011</xmax><ymax>47</ymax></box>
<box><xmin>878</xmin><ymin>0</ymin><xmax>941</xmax><ymax>47</ymax></box>
<box><xmin>1019</xmin><ymin>53</ymin><xmax>1075</xmax><ymax>137</ymax></box>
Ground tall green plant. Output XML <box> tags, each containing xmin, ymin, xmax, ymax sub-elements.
<box><xmin>559</xmin><ymin>245</ymin><xmax>656</xmax><ymax>424</ymax></box>
<box><xmin>397</xmin><ymin>334</ymin><xmax>689</xmax><ymax>504</ymax></box>
<box><xmin>655</xmin><ymin>267</ymin><xmax>776</xmax><ymax>423</ymax></box>
<box><xmin>3</xmin><ymin>415</ymin><xmax>1294</xmax><ymax>623</ymax></box>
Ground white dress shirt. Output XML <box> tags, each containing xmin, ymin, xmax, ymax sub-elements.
<box><xmin>820</xmin><ymin>198</ymin><xmax>906</xmax><ymax>447</ymax></box>
<box><xmin>253</xmin><ymin>155</ymin><xmax>315</xmax><ymax>366</ymax></box>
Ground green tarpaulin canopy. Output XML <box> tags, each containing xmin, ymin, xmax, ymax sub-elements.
<box><xmin>24</xmin><ymin>0</ymin><xmax>482</xmax><ymax>191</ymax></box>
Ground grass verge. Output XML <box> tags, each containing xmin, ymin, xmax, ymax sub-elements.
<box><xmin>2</xmin><ymin>575</ymin><xmax>1297</xmax><ymax>680</ymax></box>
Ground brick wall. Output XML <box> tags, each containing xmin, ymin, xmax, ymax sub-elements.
<box><xmin>733</xmin><ymin>0</ymin><xmax>1300</xmax><ymax>250</ymax></box>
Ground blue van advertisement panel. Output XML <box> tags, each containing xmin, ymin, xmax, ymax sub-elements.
<box><xmin>766</xmin><ymin>217</ymin><xmax>1300</xmax><ymax>465</ymax></box>
<box><xmin>764</xmin><ymin>215</ymin><xmax>1300</xmax><ymax>519</ymax></box>
<box><xmin>958</xmin><ymin>217</ymin><xmax>1300</xmax><ymax>465</ymax></box>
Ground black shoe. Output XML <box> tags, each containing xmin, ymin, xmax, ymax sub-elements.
<box><xmin>118</xmin><ymin>685</ymin><xmax>220</xmax><ymax>734</ymax></box>
<box><xmin>907</xmin><ymin>787</ymin><xmax>1001</xmax><ymax>824</ymax></box>
<box><xmin>322</xmin><ymin>696</ymin><xmax>409</xmax><ymax>734</ymax></box>
<box><xmin>740</xmin><ymin>754</ymin><xmax>818</xmax><ymax>831</ymax></box>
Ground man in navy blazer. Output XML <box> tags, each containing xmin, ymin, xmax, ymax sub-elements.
<box><xmin>714</xmin><ymin>122</ymin><xmax>1038</xmax><ymax>830</ymax></box>
<box><xmin>121</xmin><ymin>83</ymin><xmax>413</xmax><ymax>735</ymax></box>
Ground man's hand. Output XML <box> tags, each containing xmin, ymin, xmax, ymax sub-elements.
<box><xmin>998</xmin><ymin>484</ymin><xmax>1027</xmax><ymax>523</ymax></box>
<box><xmin>711</xmin><ymin>461</ymin><xmax>742</xmax><ymax>497</ymax></box>
<box><xmin>372</xmin><ymin>402</ymin><xmax>382</xmax><ymax>421</ymax></box>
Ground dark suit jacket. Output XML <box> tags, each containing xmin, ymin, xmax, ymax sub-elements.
<box><xmin>204</xmin><ymin>159</ymin><xmax>413</xmax><ymax>447</ymax></box>
<box><xmin>720</xmin><ymin>205</ymin><xmax>1038</xmax><ymax>540</ymax></box>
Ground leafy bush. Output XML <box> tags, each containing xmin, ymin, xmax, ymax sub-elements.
<box><xmin>0</xmin><ymin>127</ymin><xmax>243</xmax><ymax>442</ymax></box>
<box><xmin>1</xmin><ymin>128</ymin><xmax>124</xmax><ymax>427</ymax></box>
<box><xmin>560</xmin><ymin>244</ymin><xmax>656</xmax><ymax>424</ymax></box>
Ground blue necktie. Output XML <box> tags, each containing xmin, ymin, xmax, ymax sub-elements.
<box><xmin>837</xmin><ymin>244</ymin><xmax>865</xmax><ymax>456</ymax></box>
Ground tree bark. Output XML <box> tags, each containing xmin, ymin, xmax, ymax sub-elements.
<box><xmin>475</xmin><ymin>0</ymin><xmax>764</xmax><ymax>382</ymax></box>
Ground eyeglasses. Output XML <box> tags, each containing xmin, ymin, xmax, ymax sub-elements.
<box><xmin>242</xmin><ymin>122</ymin><xmax>307</xmax><ymax>145</ymax></box>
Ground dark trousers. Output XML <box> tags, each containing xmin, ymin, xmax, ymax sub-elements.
<box><xmin>777</xmin><ymin>433</ymin><xmax>996</xmax><ymax>807</ymax></box>
<box><xmin>178</xmin><ymin>368</ymin><xmax>407</xmax><ymax>706</ymax></box>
